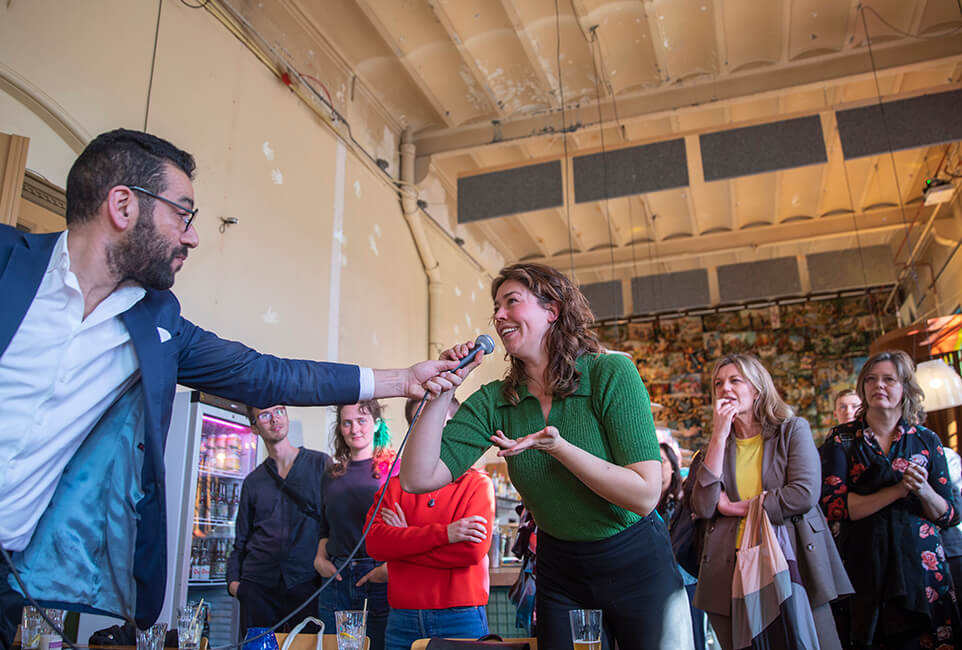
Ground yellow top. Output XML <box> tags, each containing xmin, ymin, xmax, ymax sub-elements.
<box><xmin>734</xmin><ymin>433</ymin><xmax>764</xmax><ymax>548</ymax></box>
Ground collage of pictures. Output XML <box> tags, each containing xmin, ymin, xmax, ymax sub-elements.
<box><xmin>593</xmin><ymin>290</ymin><xmax>897</xmax><ymax>456</ymax></box>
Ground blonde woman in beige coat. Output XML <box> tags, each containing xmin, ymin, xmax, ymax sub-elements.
<box><xmin>691</xmin><ymin>353</ymin><xmax>852</xmax><ymax>650</ymax></box>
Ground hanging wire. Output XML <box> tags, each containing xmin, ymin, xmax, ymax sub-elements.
<box><xmin>554</xmin><ymin>0</ymin><xmax>577</xmax><ymax>281</ymax></box>
<box><xmin>588</xmin><ymin>27</ymin><xmax>618</xmax><ymax>282</ymax></box>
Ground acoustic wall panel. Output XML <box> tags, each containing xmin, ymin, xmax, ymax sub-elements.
<box><xmin>700</xmin><ymin>116</ymin><xmax>827</xmax><ymax>181</ymax></box>
<box><xmin>807</xmin><ymin>245</ymin><xmax>896</xmax><ymax>291</ymax></box>
<box><xmin>581</xmin><ymin>280</ymin><xmax>624</xmax><ymax>320</ymax></box>
<box><xmin>717</xmin><ymin>257</ymin><xmax>801</xmax><ymax>303</ymax></box>
<box><xmin>572</xmin><ymin>139</ymin><xmax>688</xmax><ymax>203</ymax></box>
<box><xmin>631</xmin><ymin>269</ymin><xmax>711</xmax><ymax>314</ymax></box>
<box><xmin>836</xmin><ymin>90</ymin><xmax>962</xmax><ymax>159</ymax></box>
<box><xmin>457</xmin><ymin>160</ymin><xmax>563</xmax><ymax>222</ymax></box>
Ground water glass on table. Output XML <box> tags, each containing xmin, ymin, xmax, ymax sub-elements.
<box><xmin>178</xmin><ymin>604</ymin><xmax>203</xmax><ymax>650</ymax></box>
<box><xmin>569</xmin><ymin>609</ymin><xmax>602</xmax><ymax>650</ymax></box>
<box><xmin>136</xmin><ymin>622</ymin><xmax>168</xmax><ymax>650</ymax></box>
<box><xmin>20</xmin><ymin>607</ymin><xmax>44</xmax><ymax>650</ymax></box>
<box><xmin>334</xmin><ymin>610</ymin><xmax>367</xmax><ymax>650</ymax></box>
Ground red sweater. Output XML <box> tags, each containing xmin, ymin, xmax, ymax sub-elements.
<box><xmin>364</xmin><ymin>469</ymin><xmax>494</xmax><ymax>610</ymax></box>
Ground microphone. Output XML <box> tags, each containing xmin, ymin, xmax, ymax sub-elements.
<box><xmin>450</xmin><ymin>334</ymin><xmax>496</xmax><ymax>372</ymax></box>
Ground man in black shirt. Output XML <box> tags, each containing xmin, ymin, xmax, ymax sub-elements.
<box><xmin>227</xmin><ymin>404</ymin><xmax>327</xmax><ymax>638</ymax></box>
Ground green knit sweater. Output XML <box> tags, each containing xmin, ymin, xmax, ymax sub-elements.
<box><xmin>439</xmin><ymin>352</ymin><xmax>659</xmax><ymax>541</ymax></box>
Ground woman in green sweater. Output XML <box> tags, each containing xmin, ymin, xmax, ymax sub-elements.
<box><xmin>401</xmin><ymin>263</ymin><xmax>693</xmax><ymax>649</ymax></box>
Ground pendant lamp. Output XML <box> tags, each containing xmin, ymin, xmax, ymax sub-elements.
<box><xmin>916</xmin><ymin>358</ymin><xmax>962</xmax><ymax>412</ymax></box>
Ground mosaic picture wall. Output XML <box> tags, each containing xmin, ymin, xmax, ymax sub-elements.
<box><xmin>594</xmin><ymin>290</ymin><xmax>896</xmax><ymax>450</ymax></box>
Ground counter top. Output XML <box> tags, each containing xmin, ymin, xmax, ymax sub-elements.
<box><xmin>490</xmin><ymin>565</ymin><xmax>521</xmax><ymax>587</ymax></box>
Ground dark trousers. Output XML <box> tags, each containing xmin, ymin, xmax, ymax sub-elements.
<box><xmin>535</xmin><ymin>514</ymin><xmax>691</xmax><ymax>650</ymax></box>
<box><xmin>0</xmin><ymin>555</ymin><xmax>24</xmax><ymax>650</ymax></box>
<box><xmin>236</xmin><ymin>576</ymin><xmax>321</xmax><ymax>642</ymax></box>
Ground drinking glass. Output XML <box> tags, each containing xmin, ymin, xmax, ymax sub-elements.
<box><xmin>178</xmin><ymin>605</ymin><xmax>203</xmax><ymax>650</ymax></box>
<box><xmin>20</xmin><ymin>607</ymin><xmax>43</xmax><ymax>650</ymax></box>
<box><xmin>136</xmin><ymin>622</ymin><xmax>168</xmax><ymax>650</ymax></box>
<box><xmin>569</xmin><ymin>609</ymin><xmax>602</xmax><ymax>650</ymax></box>
<box><xmin>334</xmin><ymin>610</ymin><xmax>367</xmax><ymax>650</ymax></box>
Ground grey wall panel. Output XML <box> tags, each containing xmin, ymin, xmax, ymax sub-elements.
<box><xmin>572</xmin><ymin>139</ymin><xmax>688</xmax><ymax>203</ymax></box>
<box><xmin>717</xmin><ymin>257</ymin><xmax>801</xmax><ymax>302</ymax></box>
<box><xmin>457</xmin><ymin>160</ymin><xmax>563</xmax><ymax>222</ymax></box>
<box><xmin>836</xmin><ymin>90</ymin><xmax>962</xmax><ymax>159</ymax></box>
<box><xmin>700</xmin><ymin>116</ymin><xmax>827</xmax><ymax>181</ymax></box>
<box><xmin>631</xmin><ymin>269</ymin><xmax>711</xmax><ymax>313</ymax></box>
<box><xmin>581</xmin><ymin>280</ymin><xmax>624</xmax><ymax>320</ymax></box>
<box><xmin>808</xmin><ymin>245</ymin><xmax>896</xmax><ymax>291</ymax></box>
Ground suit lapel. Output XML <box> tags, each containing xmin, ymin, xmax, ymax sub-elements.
<box><xmin>120</xmin><ymin>302</ymin><xmax>165</xmax><ymax>455</ymax></box>
<box><xmin>0</xmin><ymin>232</ymin><xmax>59</xmax><ymax>356</ymax></box>
<box><xmin>761</xmin><ymin>424</ymin><xmax>779</xmax><ymax>492</ymax></box>
<box><xmin>724</xmin><ymin>435</ymin><xmax>740</xmax><ymax>501</ymax></box>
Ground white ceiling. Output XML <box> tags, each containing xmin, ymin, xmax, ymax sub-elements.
<box><xmin>225</xmin><ymin>0</ymin><xmax>962</xmax><ymax>312</ymax></box>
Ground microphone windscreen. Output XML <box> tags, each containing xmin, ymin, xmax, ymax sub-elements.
<box><xmin>475</xmin><ymin>334</ymin><xmax>495</xmax><ymax>355</ymax></box>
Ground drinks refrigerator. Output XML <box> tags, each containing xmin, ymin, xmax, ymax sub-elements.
<box><xmin>160</xmin><ymin>391</ymin><xmax>261</xmax><ymax>646</ymax></box>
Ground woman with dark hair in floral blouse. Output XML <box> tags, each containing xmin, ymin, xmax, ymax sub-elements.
<box><xmin>821</xmin><ymin>349</ymin><xmax>961</xmax><ymax>649</ymax></box>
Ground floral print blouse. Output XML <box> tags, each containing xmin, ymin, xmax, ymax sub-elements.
<box><xmin>820</xmin><ymin>417</ymin><xmax>960</xmax><ymax>648</ymax></box>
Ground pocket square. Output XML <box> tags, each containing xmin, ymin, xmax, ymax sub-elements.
<box><xmin>157</xmin><ymin>327</ymin><xmax>172</xmax><ymax>343</ymax></box>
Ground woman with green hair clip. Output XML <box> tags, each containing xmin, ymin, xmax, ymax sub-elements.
<box><xmin>315</xmin><ymin>400</ymin><xmax>397</xmax><ymax>650</ymax></box>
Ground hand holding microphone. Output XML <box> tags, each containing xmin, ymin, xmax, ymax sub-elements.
<box><xmin>421</xmin><ymin>335</ymin><xmax>496</xmax><ymax>398</ymax></box>
<box><xmin>448</xmin><ymin>334</ymin><xmax>495</xmax><ymax>372</ymax></box>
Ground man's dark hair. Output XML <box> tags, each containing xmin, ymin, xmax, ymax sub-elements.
<box><xmin>65</xmin><ymin>129</ymin><xmax>196</xmax><ymax>225</ymax></box>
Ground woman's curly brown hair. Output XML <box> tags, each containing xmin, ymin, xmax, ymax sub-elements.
<box><xmin>492</xmin><ymin>263</ymin><xmax>601</xmax><ymax>404</ymax></box>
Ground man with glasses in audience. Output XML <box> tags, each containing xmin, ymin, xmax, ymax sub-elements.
<box><xmin>228</xmin><ymin>405</ymin><xmax>328</xmax><ymax>639</ymax></box>
<box><xmin>0</xmin><ymin>129</ymin><xmax>456</xmax><ymax>650</ymax></box>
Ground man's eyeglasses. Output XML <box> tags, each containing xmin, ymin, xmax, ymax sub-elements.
<box><xmin>130</xmin><ymin>186</ymin><xmax>198</xmax><ymax>232</ymax></box>
<box><xmin>255</xmin><ymin>407</ymin><xmax>287</xmax><ymax>423</ymax></box>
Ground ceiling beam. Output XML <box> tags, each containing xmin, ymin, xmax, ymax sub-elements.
<box><xmin>526</xmin><ymin>204</ymin><xmax>938</xmax><ymax>271</ymax></box>
<box><xmin>413</xmin><ymin>34</ymin><xmax>962</xmax><ymax>158</ymax></box>
<box><xmin>498</xmin><ymin>0</ymin><xmax>559</xmax><ymax>108</ymax></box>
<box><xmin>349</xmin><ymin>0</ymin><xmax>462</xmax><ymax>128</ymax></box>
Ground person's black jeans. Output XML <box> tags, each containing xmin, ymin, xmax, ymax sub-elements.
<box><xmin>535</xmin><ymin>513</ymin><xmax>687</xmax><ymax>649</ymax></box>
<box><xmin>0</xmin><ymin>553</ymin><xmax>24</xmax><ymax>650</ymax></box>
<box><xmin>236</xmin><ymin>576</ymin><xmax>321</xmax><ymax>642</ymax></box>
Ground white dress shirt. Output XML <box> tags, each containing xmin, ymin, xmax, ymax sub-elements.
<box><xmin>0</xmin><ymin>231</ymin><xmax>145</xmax><ymax>551</ymax></box>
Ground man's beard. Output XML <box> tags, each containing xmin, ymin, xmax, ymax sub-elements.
<box><xmin>106</xmin><ymin>208</ymin><xmax>187</xmax><ymax>290</ymax></box>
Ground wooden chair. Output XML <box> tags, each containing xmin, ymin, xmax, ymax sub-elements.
<box><xmin>410</xmin><ymin>639</ymin><xmax>537</xmax><ymax>650</ymax></box>
<box><xmin>274</xmin><ymin>631</ymin><xmax>371</xmax><ymax>650</ymax></box>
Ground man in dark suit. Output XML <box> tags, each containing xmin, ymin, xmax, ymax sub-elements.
<box><xmin>0</xmin><ymin>129</ymin><xmax>456</xmax><ymax>649</ymax></box>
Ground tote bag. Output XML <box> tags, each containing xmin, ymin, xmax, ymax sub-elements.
<box><xmin>731</xmin><ymin>494</ymin><xmax>818</xmax><ymax>650</ymax></box>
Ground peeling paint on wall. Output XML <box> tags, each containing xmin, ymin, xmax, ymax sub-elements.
<box><xmin>261</xmin><ymin>305</ymin><xmax>279</xmax><ymax>324</ymax></box>
<box><xmin>354</xmin><ymin>180</ymin><xmax>362</xmax><ymax>197</ymax></box>
<box><xmin>369</xmin><ymin>234</ymin><xmax>379</xmax><ymax>256</ymax></box>
<box><xmin>454</xmin><ymin>286</ymin><xmax>462</xmax><ymax>297</ymax></box>
<box><xmin>271</xmin><ymin>169</ymin><xmax>284</xmax><ymax>184</ymax></box>
<box><xmin>262</xmin><ymin>141</ymin><xmax>275</xmax><ymax>160</ymax></box>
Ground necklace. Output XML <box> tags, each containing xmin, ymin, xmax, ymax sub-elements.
<box><xmin>427</xmin><ymin>490</ymin><xmax>439</xmax><ymax>507</ymax></box>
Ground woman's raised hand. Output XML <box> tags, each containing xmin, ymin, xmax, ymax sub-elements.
<box><xmin>490</xmin><ymin>426</ymin><xmax>565</xmax><ymax>457</ymax></box>
<box><xmin>712</xmin><ymin>397</ymin><xmax>738</xmax><ymax>439</ymax></box>
<box><xmin>421</xmin><ymin>340</ymin><xmax>485</xmax><ymax>396</ymax></box>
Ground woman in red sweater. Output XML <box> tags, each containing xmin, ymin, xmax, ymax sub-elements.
<box><xmin>365</xmin><ymin>454</ymin><xmax>494</xmax><ymax>650</ymax></box>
